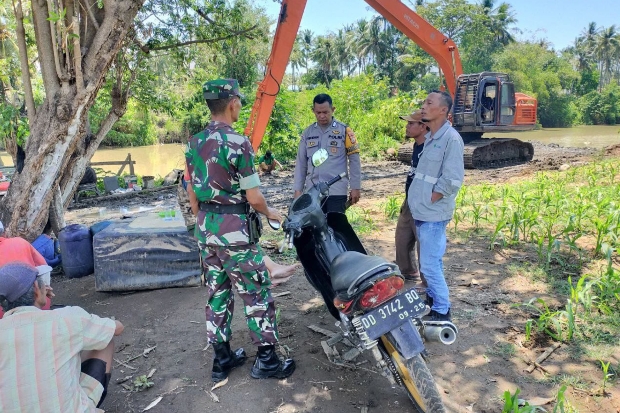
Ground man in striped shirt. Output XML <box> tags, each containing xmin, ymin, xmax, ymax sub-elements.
<box><xmin>0</xmin><ymin>262</ymin><xmax>124</xmax><ymax>412</ymax></box>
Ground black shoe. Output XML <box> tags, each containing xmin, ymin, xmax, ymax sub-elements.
<box><xmin>212</xmin><ymin>342</ymin><xmax>247</xmax><ymax>382</ymax></box>
<box><xmin>425</xmin><ymin>294</ymin><xmax>434</xmax><ymax>309</ymax></box>
<box><xmin>250</xmin><ymin>345</ymin><xmax>296</xmax><ymax>379</ymax></box>
<box><xmin>424</xmin><ymin>309</ymin><xmax>452</xmax><ymax>322</ymax></box>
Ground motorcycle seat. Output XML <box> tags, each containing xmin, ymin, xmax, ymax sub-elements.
<box><xmin>331</xmin><ymin>251</ymin><xmax>396</xmax><ymax>294</ymax></box>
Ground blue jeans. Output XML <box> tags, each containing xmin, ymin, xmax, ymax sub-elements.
<box><xmin>415</xmin><ymin>220</ymin><xmax>450</xmax><ymax>314</ymax></box>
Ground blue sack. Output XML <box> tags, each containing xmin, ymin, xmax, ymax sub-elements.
<box><xmin>32</xmin><ymin>235</ymin><xmax>62</xmax><ymax>267</ymax></box>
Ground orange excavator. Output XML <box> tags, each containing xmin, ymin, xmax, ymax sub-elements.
<box><xmin>244</xmin><ymin>0</ymin><xmax>538</xmax><ymax>169</ymax></box>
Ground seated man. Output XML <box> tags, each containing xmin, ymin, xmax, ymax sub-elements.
<box><xmin>0</xmin><ymin>221</ymin><xmax>52</xmax><ymax>318</ymax></box>
<box><xmin>258</xmin><ymin>151</ymin><xmax>282</xmax><ymax>175</ymax></box>
<box><xmin>0</xmin><ymin>262</ymin><xmax>124</xmax><ymax>412</ymax></box>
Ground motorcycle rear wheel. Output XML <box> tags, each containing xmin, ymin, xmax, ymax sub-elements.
<box><xmin>380</xmin><ymin>336</ymin><xmax>446</xmax><ymax>413</ymax></box>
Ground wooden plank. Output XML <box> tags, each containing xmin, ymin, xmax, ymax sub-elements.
<box><xmin>90</xmin><ymin>161</ymin><xmax>137</xmax><ymax>166</ymax></box>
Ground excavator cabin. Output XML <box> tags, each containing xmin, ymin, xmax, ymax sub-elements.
<box><xmin>453</xmin><ymin>72</ymin><xmax>538</xmax><ymax>140</ymax></box>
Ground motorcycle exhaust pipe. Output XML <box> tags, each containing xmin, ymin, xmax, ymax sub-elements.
<box><xmin>423</xmin><ymin>325</ymin><xmax>457</xmax><ymax>345</ymax></box>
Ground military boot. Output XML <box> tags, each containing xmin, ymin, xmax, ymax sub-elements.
<box><xmin>212</xmin><ymin>342</ymin><xmax>247</xmax><ymax>382</ymax></box>
<box><xmin>250</xmin><ymin>345</ymin><xmax>296</xmax><ymax>379</ymax></box>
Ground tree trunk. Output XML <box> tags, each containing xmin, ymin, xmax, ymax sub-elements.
<box><xmin>0</xmin><ymin>0</ymin><xmax>144</xmax><ymax>241</ymax></box>
<box><xmin>48</xmin><ymin>184</ymin><xmax>66</xmax><ymax>235</ymax></box>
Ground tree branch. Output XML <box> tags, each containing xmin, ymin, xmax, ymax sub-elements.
<box><xmin>143</xmin><ymin>25</ymin><xmax>259</xmax><ymax>53</ymax></box>
<box><xmin>46</xmin><ymin>0</ymin><xmax>69</xmax><ymax>82</ymax></box>
<box><xmin>12</xmin><ymin>0</ymin><xmax>37</xmax><ymax>123</ymax></box>
<box><xmin>79</xmin><ymin>0</ymin><xmax>100</xmax><ymax>30</ymax></box>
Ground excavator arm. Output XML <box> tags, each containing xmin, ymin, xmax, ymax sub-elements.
<box><xmin>245</xmin><ymin>0</ymin><xmax>462</xmax><ymax>151</ymax></box>
<box><xmin>244</xmin><ymin>0</ymin><xmax>308</xmax><ymax>151</ymax></box>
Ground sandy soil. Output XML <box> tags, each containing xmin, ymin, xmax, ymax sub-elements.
<box><xmin>53</xmin><ymin>142</ymin><xmax>619</xmax><ymax>413</ymax></box>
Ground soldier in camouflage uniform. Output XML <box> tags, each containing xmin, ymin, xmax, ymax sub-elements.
<box><xmin>185</xmin><ymin>79</ymin><xmax>295</xmax><ymax>383</ymax></box>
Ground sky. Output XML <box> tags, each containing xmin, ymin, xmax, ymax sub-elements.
<box><xmin>256</xmin><ymin>0</ymin><xmax>619</xmax><ymax>51</ymax></box>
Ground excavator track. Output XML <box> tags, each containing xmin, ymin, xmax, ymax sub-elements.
<box><xmin>398</xmin><ymin>138</ymin><xmax>534</xmax><ymax>169</ymax></box>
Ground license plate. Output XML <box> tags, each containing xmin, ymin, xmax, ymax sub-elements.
<box><xmin>358</xmin><ymin>288</ymin><xmax>427</xmax><ymax>340</ymax></box>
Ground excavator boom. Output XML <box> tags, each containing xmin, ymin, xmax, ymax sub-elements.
<box><xmin>245</xmin><ymin>0</ymin><xmax>307</xmax><ymax>151</ymax></box>
<box><xmin>245</xmin><ymin>0</ymin><xmax>461</xmax><ymax>151</ymax></box>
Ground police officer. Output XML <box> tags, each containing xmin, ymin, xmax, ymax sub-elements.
<box><xmin>293</xmin><ymin>94</ymin><xmax>361</xmax><ymax>213</ymax></box>
<box><xmin>185</xmin><ymin>79</ymin><xmax>295</xmax><ymax>382</ymax></box>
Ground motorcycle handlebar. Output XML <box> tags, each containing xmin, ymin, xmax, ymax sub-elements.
<box><xmin>326</xmin><ymin>172</ymin><xmax>346</xmax><ymax>187</ymax></box>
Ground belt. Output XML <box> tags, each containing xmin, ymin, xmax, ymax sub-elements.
<box><xmin>199</xmin><ymin>202</ymin><xmax>250</xmax><ymax>214</ymax></box>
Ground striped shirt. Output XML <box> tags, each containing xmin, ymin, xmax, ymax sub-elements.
<box><xmin>0</xmin><ymin>306</ymin><xmax>116</xmax><ymax>412</ymax></box>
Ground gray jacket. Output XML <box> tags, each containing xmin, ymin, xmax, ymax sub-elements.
<box><xmin>293</xmin><ymin>119</ymin><xmax>361</xmax><ymax>196</ymax></box>
<box><xmin>407</xmin><ymin>121</ymin><xmax>464</xmax><ymax>222</ymax></box>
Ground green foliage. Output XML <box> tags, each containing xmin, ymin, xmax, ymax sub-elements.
<box><xmin>493</xmin><ymin>42</ymin><xmax>579</xmax><ymax>127</ymax></box>
<box><xmin>94</xmin><ymin>101</ymin><xmax>157</xmax><ymax>147</ymax></box>
<box><xmin>260</xmin><ymin>92</ymin><xmax>303</xmax><ymax>161</ymax></box>
<box><xmin>132</xmin><ymin>375</ymin><xmax>154</xmax><ymax>391</ymax></box>
<box><xmin>274</xmin><ymin>75</ymin><xmax>418</xmax><ymax>160</ymax></box>
<box><xmin>501</xmin><ymin>388</ymin><xmax>545</xmax><ymax>413</ymax></box>
<box><xmin>502</xmin><ymin>386</ymin><xmax>574</xmax><ymax>413</ymax></box>
<box><xmin>382</xmin><ymin>194</ymin><xmax>404</xmax><ymax>220</ymax></box>
<box><xmin>346</xmin><ymin>206</ymin><xmax>376</xmax><ymax>235</ymax></box>
<box><xmin>577</xmin><ymin>83</ymin><xmax>620</xmax><ymax>125</ymax></box>
<box><xmin>0</xmin><ymin>104</ymin><xmax>29</xmax><ymax>148</ymax></box>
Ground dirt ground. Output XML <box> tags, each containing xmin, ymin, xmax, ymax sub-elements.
<box><xmin>55</xmin><ymin>142</ymin><xmax>619</xmax><ymax>413</ymax></box>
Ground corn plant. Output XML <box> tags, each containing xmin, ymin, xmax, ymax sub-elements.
<box><xmin>599</xmin><ymin>360</ymin><xmax>613</xmax><ymax>395</ymax></box>
<box><xmin>520</xmin><ymin>298</ymin><xmax>567</xmax><ymax>342</ymax></box>
<box><xmin>501</xmin><ymin>388</ymin><xmax>546</xmax><ymax>413</ymax></box>
<box><xmin>552</xmin><ymin>385</ymin><xmax>572</xmax><ymax>413</ymax></box>
<box><xmin>383</xmin><ymin>194</ymin><xmax>403</xmax><ymax>220</ymax></box>
<box><xmin>592</xmin><ymin>248</ymin><xmax>620</xmax><ymax>315</ymax></box>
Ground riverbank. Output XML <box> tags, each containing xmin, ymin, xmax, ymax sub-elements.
<box><xmin>53</xmin><ymin>142</ymin><xmax>618</xmax><ymax>413</ymax></box>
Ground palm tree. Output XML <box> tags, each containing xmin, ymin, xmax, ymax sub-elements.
<box><xmin>350</xmin><ymin>19</ymin><xmax>369</xmax><ymax>74</ymax></box>
<box><xmin>290</xmin><ymin>39</ymin><xmax>303</xmax><ymax>91</ymax></box>
<box><xmin>312</xmin><ymin>36</ymin><xmax>337</xmax><ymax>87</ymax></box>
<box><xmin>595</xmin><ymin>25</ymin><xmax>620</xmax><ymax>89</ymax></box>
<box><xmin>482</xmin><ymin>0</ymin><xmax>517</xmax><ymax>46</ymax></box>
<box><xmin>334</xmin><ymin>29</ymin><xmax>353</xmax><ymax>77</ymax></box>
<box><xmin>356</xmin><ymin>17</ymin><xmax>387</xmax><ymax>67</ymax></box>
<box><xmin>299</xmin><ymin>29</ymin><xmax>314</xmax><ymax>75</ymax></box>
<box><xmin>578</xmin><ymin>22</ymin><xmax>599</xmax><ymax>52</ymax></box>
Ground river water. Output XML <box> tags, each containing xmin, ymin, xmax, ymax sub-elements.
<box><xmin>0</xmin><ymin>125</ymin><xmax>618</xmax><ymax>176</ymax></box>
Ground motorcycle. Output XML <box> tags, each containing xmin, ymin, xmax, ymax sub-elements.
<box><xmin>279</xmin><ymin>148</ymin><xmax>458</xmax><ymax>413</ymax></box>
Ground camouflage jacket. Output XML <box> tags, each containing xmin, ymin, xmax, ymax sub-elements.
<box><xmin>185</xmin><ymin>121</ymin><xmax>260</xmax><ymax>247</ymax></box>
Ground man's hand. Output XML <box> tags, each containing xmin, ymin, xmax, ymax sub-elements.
<box><xmin>349</xmin><ymin>189</ymin><xmax>361</xmax><ymax>205</ymax></box>
<box><xmin>45</xmin><ymin>286</ymin><xmax>55</xmax><ymax>299</ymax></box>
<box><xmin>431</xmin><ymin>192</ymin><xmax>443</xmax><ymax>203</ymax></box>
<box><xmin>294</xmin><ymin>190</ymin><xmax>302</xmax><ymax>199</ymax></box>
<box><xmin>265</xmin><ymin>207</ymin><xmax>283</xmax><ymax>223</ymax></box>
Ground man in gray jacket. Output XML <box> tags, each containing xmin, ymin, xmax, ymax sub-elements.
<box><xmin>407</xmin><ymin>90</ymin><xmax>464</xmax><ymax>322</ymax></box>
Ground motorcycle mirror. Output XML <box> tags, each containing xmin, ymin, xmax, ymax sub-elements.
<box><xmin>311</xmin><ymin>148</ymin><xmax>329</xmax><ymax>167</ymax></box>
<box><xmin>268</xmin><ymin>219</ymin><xmax>281</xmax><ymax>230</ymax></box>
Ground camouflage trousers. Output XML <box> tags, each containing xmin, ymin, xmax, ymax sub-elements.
<box><xmin>200</xmin><ymin>243</ymin><xmax>279</xmax><ymax>345</ymax></box>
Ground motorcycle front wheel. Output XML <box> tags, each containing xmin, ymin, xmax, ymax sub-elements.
<box><xmin>380</xmin><ymin>336</ymin><xmax>446</xmax><ymax>413</ymax></box>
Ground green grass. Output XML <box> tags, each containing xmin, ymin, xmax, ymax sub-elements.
<box><xmin>346</xmin><ymin>206</ymin><xmax>377</xmax><ymax>235</ymax></box>
<box><xmin>487</xmin><ymin>342</ymin><xmax>517</xmax><ymax>359</ymax></box>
